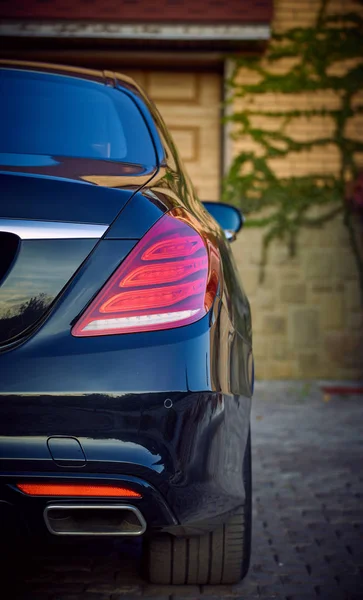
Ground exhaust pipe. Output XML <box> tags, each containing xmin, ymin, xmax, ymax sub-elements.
<box><xmin>44</xmin><ymin>504</ymin><xmax>146</xmax><ymax>536</ymax></box>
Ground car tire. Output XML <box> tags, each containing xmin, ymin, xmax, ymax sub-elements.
<box><xmin>144</xmin><ymin>430</ymin><xmax>252</xmax><ymax>585</ymax></box>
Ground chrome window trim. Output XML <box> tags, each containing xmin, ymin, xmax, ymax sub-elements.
<box><xmin>0</xmin><ymin>219</ymin><xmax>108</xmax><ymax>240</ymax></box>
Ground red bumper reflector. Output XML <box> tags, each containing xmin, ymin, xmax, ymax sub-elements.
<box><xmin>16</xmin><ymin>483</ymin><xmax>141</xmax><ymax>498</ymax></box>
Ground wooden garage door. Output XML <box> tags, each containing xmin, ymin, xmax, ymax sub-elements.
<box><xmin>123</xmin><ymin>71</ymin><xmax>222</xmax><ymax>201</ymax></box>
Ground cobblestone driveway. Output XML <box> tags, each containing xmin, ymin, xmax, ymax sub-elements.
<box><xmin>5</xmin><ymin>383</ymin><xmax>363</xmax><ymax>600</ymax></box>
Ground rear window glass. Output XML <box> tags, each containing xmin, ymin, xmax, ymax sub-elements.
<box><xmin>0</xmin><ymin>69</ymin><xmax>156</xmax><ymax>165</ymax></box>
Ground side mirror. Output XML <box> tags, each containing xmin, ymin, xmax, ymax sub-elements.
<box><xmin>202</xmin><ymin>202</ymin><xmax>244</xmax><ymax>242</ymax></box>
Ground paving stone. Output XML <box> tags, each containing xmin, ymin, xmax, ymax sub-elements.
<box><xmin>16</xmin><ymin>595</ymin><xmax>53</xmax><ymax>600</ymax></box>
<box><xmin>170</xmin><ymin>597</ymin><xmax>201</xmax><ymax>600</ymax></box>
<box><xmin>111</xmin><ymin>596</ymin><xmax>149</xmax><ymax>600</ymax></box>
<box><xmin>27</xmin><ymin>583</ymin><xmax>86</xmax><ymax>594</ymax></box>
<box><xmin>202</xmin><ymin>583</ymin><xmax>260</xmax><ymax>596</ymax></box>
<box><xmin>85</xmin><ymin>584</ymin><xmax>142</xmax><ymax>595</ymax></box>
<box><xmin>53</xmin><ymin>595</ymin><xmax>111</xmax><ymax>600</ymax></box>
<box><xmin>141</xmin><ymin>585</ymin><xmax>175</xmax><ymax>597</ymax></box>
<box><xmin>145</xmin><ymin>586</ymin><xmax>199</xmax><ymax>597</ymax></box>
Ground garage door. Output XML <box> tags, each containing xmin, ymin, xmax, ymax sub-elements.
<box><xmin>123</xmin><ymin>70</ymin><xmax>222</xmax><ymax>201</ymax></box>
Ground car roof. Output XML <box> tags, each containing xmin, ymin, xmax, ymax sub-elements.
<box><xmin>0</xmin><ymin>59</ymin><xmax>146</xmax><ymax>99</ymax></box>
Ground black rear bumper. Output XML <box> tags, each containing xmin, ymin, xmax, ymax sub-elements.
<box><xmin>0</xmin><ymin>390</ymin><xmax>251</xmax><ymax>537</ymax></box>
<box><xmin>0</xmin><ymin>473</ymin><xmax>177</xmax><ymax>540</ymax></box>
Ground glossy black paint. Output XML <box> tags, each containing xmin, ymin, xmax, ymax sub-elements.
<box><xmin>105</xmin><ymin>190</ymin><xmax>168</xmax><ymax>239</ymax></box>
<box><xmin>0</xmin><ymin>62</ymin><xmax>253</xmax><ymax>539</ymax></box>
<box><xmin>0</xmin><ymin>472</ymin><xmax>177</xmax><ymax>536</ymax></box>
<box><xmin>0</xmin><ymin>171</ymin><xmax>146</xmax><ymax>222</ymax></box>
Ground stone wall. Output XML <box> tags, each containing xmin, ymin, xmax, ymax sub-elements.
<box><xmin>231</xmin><ymin>0</ymin><xmax>363</xmax><ymax>380</ymax></box>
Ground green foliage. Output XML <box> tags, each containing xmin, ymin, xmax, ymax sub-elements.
<box><xmin>223</xmin><ymin>0</ymin><xmax>363</xmax><ymax>295</ymax></box>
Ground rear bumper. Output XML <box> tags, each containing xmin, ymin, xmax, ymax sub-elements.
<box><xmin>0</xmin><ymin>390</ymin><xmax>251</xmax><ymax>537</ymax></box>
<box><xmin>0</xmin><ymin>472</ymin><xmax>176</xmax><ymax>539</ymax></box>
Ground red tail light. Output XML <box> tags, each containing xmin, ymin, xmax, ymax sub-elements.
<box><xmin>72</xmin><ymin>208</ymin><xmax>220</xmax><ymax>336</ymax></box>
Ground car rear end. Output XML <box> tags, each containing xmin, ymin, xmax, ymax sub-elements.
<box><xmin>0</xmin><ymin>64</ymin><xmax>253</xmax><ymax>584</ymax></box>
<box><xmin>0</xmin><ymin>182</ymin><xmax>249</xmax><ymax>540</ymax></box>
<box><xmin>0</xmin><ymin>64</ymin><xmax>173</xmax><ymax>539</ymax></box>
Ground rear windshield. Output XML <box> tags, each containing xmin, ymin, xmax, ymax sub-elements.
<box><xmin>0</xmin><ymin>69</ymin><xmax>156</xmax><ymax>165</ymax></box>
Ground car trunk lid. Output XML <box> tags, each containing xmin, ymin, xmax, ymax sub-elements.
<box><xmin>0</xmin><ymin>164</ymin><xmax>156</xmax><ymax>345</ymax></box>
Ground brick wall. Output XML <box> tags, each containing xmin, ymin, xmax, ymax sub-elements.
<box><xmin>231</xmin><ymin>0</ymin><xmax>363</xmax><ymax>380</ymax></box>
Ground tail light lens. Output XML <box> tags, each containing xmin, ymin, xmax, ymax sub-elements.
<box><xmin>72</xmin><ymin>208</ymin><xmax>220</xmax><ymax>337</ymax></box>
<box><xmin>17</xmin><ymin>483</ymin><xmax>141</xmax><ymax>498</ymax></box>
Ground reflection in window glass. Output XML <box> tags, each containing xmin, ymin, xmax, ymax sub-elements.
<box><xmin>0</xmin><ymin>69</ymin><xmax>156</xmax><ymax>165</ymax></box>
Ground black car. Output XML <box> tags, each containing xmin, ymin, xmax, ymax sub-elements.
<box><xmin>0</xmin><ymin>61</ymin><xmax>253</xmax><ymax>585</ymax></box>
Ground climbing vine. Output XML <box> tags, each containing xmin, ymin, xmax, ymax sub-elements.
<box><xmin>223</xmin><ymin>0</ymin><xmax>363</xmax><ymax>297</ymax></box>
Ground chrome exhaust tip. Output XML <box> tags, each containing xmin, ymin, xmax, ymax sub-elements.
<box><xmin>44</xmin><ymin>504</ymin><xmax>147</xmax><ymax>536</ymax></box>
